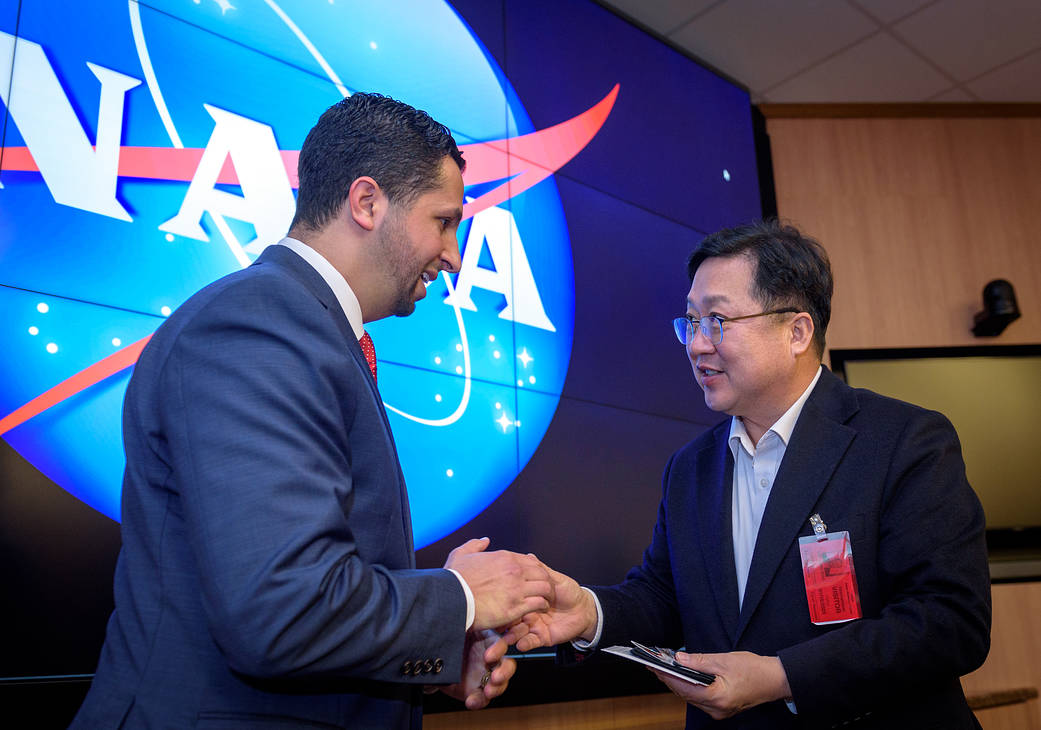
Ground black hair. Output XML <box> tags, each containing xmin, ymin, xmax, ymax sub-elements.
<box><xmin>687</xmin><ymin>219</ymin><xmax>833</xmax><ymax>357</ymax></box>
<box><xmin>291</xmin><ymin>92</ymin><xmax>465</xmax><ymax>232</ymax></box>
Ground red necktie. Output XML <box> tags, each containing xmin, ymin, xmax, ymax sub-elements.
<box><xmin>359</xmin><ymin>331</ymin><xmax>377</xmax><ymax>383</ymax></box>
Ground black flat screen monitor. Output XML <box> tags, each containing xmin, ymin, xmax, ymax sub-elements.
<box><xmin>830</xmin><ymin>345</ymin><xmax>1041</xmax><ymax>557</ymax></box>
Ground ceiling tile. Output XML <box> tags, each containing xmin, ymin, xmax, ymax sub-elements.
<box><xmin>598</xmin><ymin>0</ymin><xmax>717</xmax><ymax>36</ymax></box>
<box><xmin>893</xmin><ymin>0</ymin><xmax>1041</xmax><ymax>82</ymax></box>
<box><xmin>966</xmin><ymin>48</ymin><xmax>1041</xmax><ymax>102</ymax></box>
<box><xmin>669</xmin><ymin>0</ymin><xmax>879</xmax><ymax>92</ymax></box>
<box><xmin>848</xmin><ymin>0</ymin><xmax>936</xmax><ymax>25</ymax></box>
<box><xmin>765</xmin><ymin>31</ymin><xmax>950</xmax><ymax>102</ymax></box>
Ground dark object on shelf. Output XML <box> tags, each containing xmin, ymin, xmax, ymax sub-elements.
<box><xmin>972</xmin><ymin>279</ymin><xmax>1020</xmax><ymax>336</ymax></box>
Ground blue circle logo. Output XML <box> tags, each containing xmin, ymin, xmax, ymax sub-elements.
<box><xmin>0</xmin><ymin>1</ymin><xmax>615</xmax><ymax>547</ymax></box>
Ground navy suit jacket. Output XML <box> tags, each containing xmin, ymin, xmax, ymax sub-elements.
<box><xmin>72</xmin><ymin>245</ymin><xmax>466</xmax><ymax>729</ymax></box>
<box><xmin>591</xmin><ymin>368</ymin><xmax>991</xmax><ymax>729</ymax></box>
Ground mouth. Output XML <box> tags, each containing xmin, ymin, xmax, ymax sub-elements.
<box><xmin>420</xmin><ymin>271</ymin><xmax>439</xmax><ymax>287</ymax></box>
<box><xmin>698</xmin><ymin>365</ymin><xmax>724</xmax><ymax>379</ymax></box>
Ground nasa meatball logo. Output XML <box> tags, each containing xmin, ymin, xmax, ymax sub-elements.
<box><xmin>0</xmin><ymin>0</ymin><xmax>616</xmax><ymax>547</ymax></box>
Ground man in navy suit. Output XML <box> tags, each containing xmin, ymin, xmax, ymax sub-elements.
<box><xmin>513</xmin><ymin>220</ymin><xmax>991</xmax><ymax>729</ymax></box>
<box><xmin>71</xmin><ymin>93</ymin><xmax>554</xmax><ymax>729</ymax></box>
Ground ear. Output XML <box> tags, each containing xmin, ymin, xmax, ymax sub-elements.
<box><xmin>346</xmin><ymin>176</ymin><xmax>384</xmax><ymax>232</ymax></box>
<box><xmin>789</xmin><ymin>312</ymin><xmax>815</xmax><ymax>357</ymax></box>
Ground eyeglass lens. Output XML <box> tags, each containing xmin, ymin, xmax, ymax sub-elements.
<box><xmin>673</xmin><ymin>317</ymin><xmax>722</xmax><ymax>345</ymax></box>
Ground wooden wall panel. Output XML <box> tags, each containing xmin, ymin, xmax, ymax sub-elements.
<box><xmin>962</xmin><ymin>582</ymin><xmax>1041</xmax><ymax>727</ymax></box>
<box><xmin>765</xmin><ymin>117</ymin><xmax>1041</xmax><ymax>351</ymax></box>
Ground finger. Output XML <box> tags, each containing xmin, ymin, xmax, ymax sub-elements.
<box><xmin>449</xmin><ymin>537</ymin><xmax>491</xmax><ymax>560</ymax></box>
<box><xmin>522</xmin><ymin>579</ymin><xmax>555</xmax><ymax>600</ymax></box>
<box><xmin>514</xmin><ymin>634</ymin><xmax>539</xmax><ymax>652</ymax></box>
<box><xmin>482</xmin><ymin>637</ymin><xmax>509</xmax><ymax>666</ymax></box>
<box><xmin>534</xmin><ymin>560</ymin><xmax>569</xmax><ymax>585</ymax></box>
<box><xmin>493</xmin><ymin>596</ymin><xmax>550</xmax><ymax>628</ymax></box>
<box><xmin>675</xmin><ymin>651</ymin><xmax>718</xmax><ymax>673</ymax></box>
<box><xmin>465</xmin><ymin>689</ymin><xmax>489</xmax><ymax>711</ymax></box>
<box><xmin>483</xmin><ymin>661</ymin><xmax>515</xmax><ymax>699</ymax></box>
<box><xmin>517</xmin><ymin>563</ymin><xmax>553</xmax><ymax>584</ymax></box>
<box><xmin>489</xmin><ymin>657</ymin><xmax>516</xmax><ymax>686</ymax></box>
<box><xmin>514</xmin><ymin>631</ymin><xmax>545</xmax><ymax>652</ymax></box>
<box><xmin>514</xmin><ymin>617</ymin><xmax>553</xmax><ymax>651</ymax></box>
<box><xmin>517</xmin><ymin>595</ymin><xmax>551</xmax><ymax>616</ymax></box>
<box><xmin>500</xmin><ymin>622</ymin><xmax>530</xmax><ymax>646</ymax></box>
<box><xmin>651</xmin><ymin>667</ymin><xmax>709</xmax><ymax>703</ymax></box>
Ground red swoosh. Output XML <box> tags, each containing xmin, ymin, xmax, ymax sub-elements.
<box><xmin>2</xmin><ymin>84</ymin><xmax>618</xmax><ymax>220</ymax></box>
<box><xmin>0</xmin><ymin>335</ymin><xmax>151</xmax><ymax>436</ymax></box>
<box><xmin>0</xmin><ymin>86</ymin><xmax>618</xmax><ymax>437</ymax></box>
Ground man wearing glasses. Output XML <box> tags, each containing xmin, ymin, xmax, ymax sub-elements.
<box><xmin>513</xmin><ymin>219</ymin><xmax>991</xmax><ymax>729</ymax></box>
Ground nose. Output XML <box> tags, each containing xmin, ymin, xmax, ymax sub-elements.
<box><xmin>441</xmin><ymin>237</ymin><xmax>462</xmax><ymax>274</ymax></box>
<box><xmin>686</xmin><ymin>325</ymin><xmax>716</xmax><ymax>357</ymax></box>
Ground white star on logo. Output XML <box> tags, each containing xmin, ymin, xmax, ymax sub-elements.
<box><xmin>517</xmin><ymin>348</ymin><xmax>533</xmax><ymax>368</ymax></box>
<box><xmin>496</xmin><ymin>411</ymin><xmax>513</xmax><ymax>433</ymax></box>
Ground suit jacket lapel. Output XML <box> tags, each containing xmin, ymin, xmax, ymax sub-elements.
<box><xmin>252</xmin><ymin>246</ymin><xmax>415</xmax><ymax>562</ymax></box>
<box><xmin>734</xmin><ymin>370</ymin><xmax>858</xmax><ymax>642</ymax></box>
<box><xmin>696</xmin><ymin>424</ymin><xmax>741</xmax><ymax>644</ymax></box>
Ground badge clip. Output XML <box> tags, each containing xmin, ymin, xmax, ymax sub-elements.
<box><xmin>809</xmin><ymin>513</ymin><xmax>828</xmax><ymax>542</ymax></box>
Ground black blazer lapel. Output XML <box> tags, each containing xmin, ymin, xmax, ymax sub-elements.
<box><xmin>695</xmin><ymin>426</ymin><xmax>741</xmax><ymax>644</ymax></box>
<box><xmin>734</xmin><ymin>370</ymin><xmax>858</xmax><ymax>642</ymax></box>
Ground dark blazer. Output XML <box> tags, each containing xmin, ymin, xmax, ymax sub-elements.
<box><xmin>592</xmin><ymin>368</ymin><xmax>991</xmax><ymax>729</ymax></box>
<box><xmin>71</xmin><ymin>245</ymin><xmax>466</xmax><ymax>729</ymax></box>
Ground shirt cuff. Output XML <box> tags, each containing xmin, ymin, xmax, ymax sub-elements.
<box><xmin>446</xmin><ymin>568</ymin><xmax>476</xmax><ymax>631</ymax></box>
<box><xmin>570</xmin><ymin>587</ymin><xmax>604</xmax><ymax>651</ymax></box>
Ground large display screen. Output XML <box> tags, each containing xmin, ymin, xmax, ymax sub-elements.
<box><xmin>0</xmin><ymin>0</ymin><xmax>762</xmax><ymax>691</ymax></box>
<box><xmin>832</xmin><ymin>346</ymin><xmax>1041</xmax><ymax>533</ymax></box>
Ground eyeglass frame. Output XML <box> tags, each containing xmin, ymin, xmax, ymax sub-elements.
<box><xmin>672</xmin><ymin>308</ymin><xmax>801</xmax><ymax>346</ymax></box>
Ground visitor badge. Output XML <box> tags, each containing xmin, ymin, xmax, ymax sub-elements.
<box><xmin>798</xmin><ymin>514</ymin><xmax>862</xmax><ymax>625</ymax></box>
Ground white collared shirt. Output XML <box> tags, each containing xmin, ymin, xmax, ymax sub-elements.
<box><xmin>277</xmin><ymin>237</ymin><xmax>365</xmax><ymax>340</ymax></box>
<box><xmin>273</xmin><ymin>238</ymin><xmax>476</xmax><ymax>630</ymax></box>
<box><xmin>729</xmin><ymin>366</ymin><xmax>823</xmax><ymax>609</ymax></box>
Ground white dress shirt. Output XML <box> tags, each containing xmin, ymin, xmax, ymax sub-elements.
<box><xmin>730</xmin><ymin>366</ymin><xmax>823</xmax><ymax>609</ymax></box>
<box><xmin>274</xmin><ymin>238</ymin><xmax>476</xmax><ymax>630</ymax></box>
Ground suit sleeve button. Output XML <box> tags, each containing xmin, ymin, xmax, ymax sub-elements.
<box><xmin>423</xmin><ymin>659</ymin><xmax>434</xmax><ymax>674</ymax></box>
<box><xmin>412</xmin><ymin>660</ymin><xmax>424</xmax><ymax>676</ymax></box>
<box><xmin>401</xmin><ymin>660</ymin><xmax>412</xmax><ymax>675</ymax></box>
<box><xmin>433</xmin><ymin>658</ymin><xmax>444</xmax><ymax>674</ymax></box>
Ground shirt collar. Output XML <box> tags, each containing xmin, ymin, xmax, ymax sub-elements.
<box><xmin>728</xmin><ymin>366</ymin><xmax>823</xmax><ymax>458</ymax></box>
<box><xmin>276</xmin><ymin>237</ymin><xmax>365</xmax><ymax>340</ymax></box>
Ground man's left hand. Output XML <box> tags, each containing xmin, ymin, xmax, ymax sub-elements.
<box><xmin>650</xmin><ymin>650</ymin><xmax>791</xmax><ymax>720</ymax></box>
<box><xmin>440</xmin><ymin>629</ymin><xmax>516</xmax><ymax>710</ymax></box>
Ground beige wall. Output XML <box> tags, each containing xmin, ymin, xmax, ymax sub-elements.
<box><xmin>765</xmin><ymin>106</ymin><xmax>1041</xmax><ymax>729</ymax></box>
<box><xmin>763</xmin><ymin>113</ymin><xmax>1041</xmax><ymax>352</ymax></box>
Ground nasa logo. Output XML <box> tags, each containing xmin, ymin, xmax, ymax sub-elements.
<box><xmin>0</xmin><ymin>0</ymin><xmax>615</xmax><ymax>547</ymax></box>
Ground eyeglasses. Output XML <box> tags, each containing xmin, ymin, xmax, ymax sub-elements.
<box><xmin>672</xmin><ymin>308</ymin><xmax>800</xmax><ymax>346</ymax></box>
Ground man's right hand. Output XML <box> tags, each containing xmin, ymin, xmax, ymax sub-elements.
<box><xmin>504</xmin><ymin>562</ymin><xmax>599</xmax><ymax>651</ymax></box>
<box><xmin>444</xmin><ymin>538</ymin><xmax>554</xmax><ymax>631</ymax></box>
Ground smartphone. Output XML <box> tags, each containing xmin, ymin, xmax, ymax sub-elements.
<box><xmin>630</xmin><ymin>641</ymin><xmax>715</xmax><ymax>685</ymax></box>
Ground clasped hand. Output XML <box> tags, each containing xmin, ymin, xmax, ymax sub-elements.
<box><xmin>437</xmin><ymin>537</ymin><xmax>559</xmax><ymax>710</ymax></box>
<box><xmin>449</xmin><ymin>550</ymin><xmax>793</xmax><ymax>721</ymax></box>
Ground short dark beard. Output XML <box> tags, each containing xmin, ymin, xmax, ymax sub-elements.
<box><xmin>375</xmin><ymin>206</ymin><xmax>422</xmax><ymax>317</ymax></box>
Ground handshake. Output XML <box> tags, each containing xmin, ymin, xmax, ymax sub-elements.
<box><xmin>437</xmin><ymin>537</ymin><xmax>793</xmax><ymax>720</ymax></box>
<box><xmin>437</xmin><ymin>537</ymin><xmax>595</xmax><ymax>710</ymax></box>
